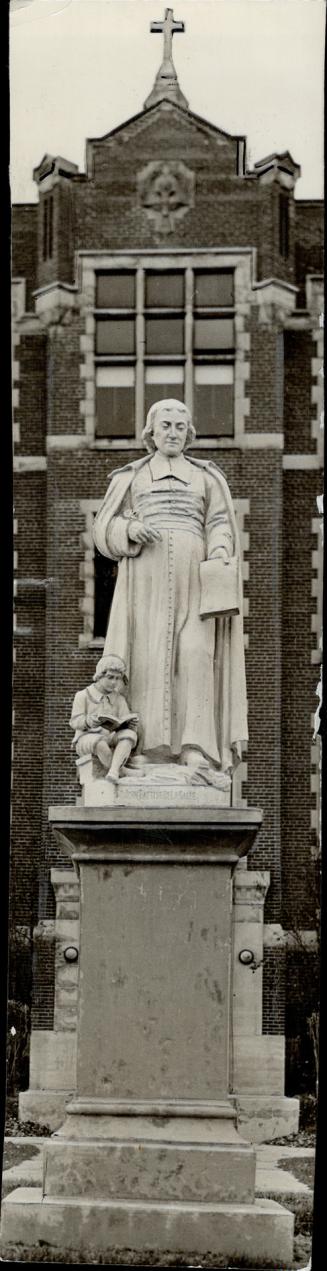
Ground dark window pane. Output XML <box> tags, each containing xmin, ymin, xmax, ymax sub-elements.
<box><xmin>279</xmin><ymin>193</ymin><xmax>289</xmax><ymax>259</ymax></box>
<box><xmin>145</xmin><ymin>383</ymin><xmax>184</xmax><ymax>416</ymax></box>
<box><xmin>96</xmin><ymin>319</ymin><xmax>135</xmax><ymax>356</ymax></box>
<box><xmin>42</xmin><ymin>199</ymin><xmax>48</xmax><ymax>261</ymax></box>
<box><xmin>194</xmin><ymin>317</ymin><xmax>234</xmax><ymax>352</ymax></box>
<box><xmin>96</xmin><ymin>272</ymin><xmax>135</xmax><ymax>309</ymax></box>
<box><xmin>48</xmin><ymin>196</ymin><xmax>53</xmax><ymax>259</ymax></box>
<box><xmin>145</xmin><ymin>272</ymin><xmax>184</xmax><ymax>308</ymax></box>
<box><xmin>194</xmin><ymin>271</ymin><xmax>234</xmax><ymax>308</ymax></box>
<box><xmin>94</xmin><ymin>546</ymin><xmax>118</xmax><ymax>639</ymax></box>
<box><xmin>145</xmin><ymin>318</ymin><xmax>184</xmax><ymax>355</ymax></box>
<box><xmin>96</xmin><ymin>387</ymin><xmax>135</xmax><ymax>437</ymax></box>
<box><xmin>194</xmin><ymin>383</ymin><xmax>234</xmax><ymax>436</ymax></box>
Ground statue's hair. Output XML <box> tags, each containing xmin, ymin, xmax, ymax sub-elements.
<box><xmin>93</xmin><ymin>654</ymin><xmax>128</xmax><ymax>685</ymax></box>
<box><xmin>142</xmin><ymin>398</ymin><xmax>196</xmax><ymax>453</ymax></box>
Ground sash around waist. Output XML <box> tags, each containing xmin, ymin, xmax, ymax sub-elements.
<box><xmin>141</xmin><ymin>517</ymin><xmax>204</xmax><ymax>538</ymax></box>
<box><xmin>133</xmin><ymin>490</ymin><xmax>205</xmax><ymax>539</ymax></box>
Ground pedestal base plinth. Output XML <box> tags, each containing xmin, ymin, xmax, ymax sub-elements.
<box><xmin>1</xmin><ymin>807</ymin><xmax>294</xmax><ymax>1265</ymax></box>
<box><xmin>2</xmin><ymin>1190</ymin><xmax>294</xmax><ymax>1266</ymax></box>
<box><xmin>44</xmin><ymin>1106</ymin><xmax>256</xmax><ymax>1205</ymax></box>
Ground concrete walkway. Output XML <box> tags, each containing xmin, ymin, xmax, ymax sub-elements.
<box><xmin>2</xmin><ymin>1137</ymin><xmax>315</xmax><ymax>1200</ymax></box>
<box><xmin>255</xmin><ymin>1144</ymin><xmax>314</xmax><ymax>1197</ymax></box>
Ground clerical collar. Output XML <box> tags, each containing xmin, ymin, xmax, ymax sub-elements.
<box><xmin>150</xmin><ymin>451</ymin><xmax>191</xmax><ymax>483</ymax></box>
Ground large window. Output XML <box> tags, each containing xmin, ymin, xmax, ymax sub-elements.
<box><xmin>94</xmin><ymin>266</ymin><xmax>235</xmax><ymax>439</ymax></box>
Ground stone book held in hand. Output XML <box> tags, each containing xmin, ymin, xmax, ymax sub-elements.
<box><xmin>199</xmin><ymin>557</ymin><xmax>240</xmax><ymax>619</ymax></box>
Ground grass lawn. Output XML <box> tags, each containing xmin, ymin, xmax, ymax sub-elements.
<box><xmin>2</xmin><ymin>1142</ymin><xmax>41</xmax><ymax>1171</ymax></box>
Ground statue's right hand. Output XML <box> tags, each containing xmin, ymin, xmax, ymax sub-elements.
<box><xmin>128</xmin><ymin>520</ymin><xmax>162</xmax><ymax>544</ymax></box>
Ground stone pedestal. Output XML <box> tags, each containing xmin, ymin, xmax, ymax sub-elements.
<box><xmin>2</xmin><ymin>807</ymin><xmax>294</xmax><ymax>1265</ymax></box>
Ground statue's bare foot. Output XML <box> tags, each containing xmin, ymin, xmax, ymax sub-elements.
<box><xmin>105</xmin><ymin>771</ymin><xmax>119</xmax><ymax>786</ymax></box>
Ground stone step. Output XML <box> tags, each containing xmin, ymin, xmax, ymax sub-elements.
<box><xmin>43</xmin><ymin>1138</ymin><xmax>256</xmax><ymax>1203</ymax></box>
<box><xmin>1</xmin><ymin>1189</ymin><xmax>294</xmax><ymax>1266</ymax></box>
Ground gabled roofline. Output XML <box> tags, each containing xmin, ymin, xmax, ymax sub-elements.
<box><xmin>254</xmin><ymin>149</ymin><xmax>300</xmax><ymax>171</ymax></box>
<box><xmin>86</xmin><ymin>97</ymin><xmax>246</xmax><ymax>149</ymax></box>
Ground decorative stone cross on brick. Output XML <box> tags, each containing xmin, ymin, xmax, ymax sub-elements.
<box><xmin>150</xmin><ymin>8</ymin><xmax>185</xmax><ymax>64</ymax></box>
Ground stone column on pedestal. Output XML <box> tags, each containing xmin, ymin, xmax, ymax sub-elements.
<box><xmin>232</xmin><ymin>870</ymin><xmax>299</xmax><ymax>1141</ymax></box>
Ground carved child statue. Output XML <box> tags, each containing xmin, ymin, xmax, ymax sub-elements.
<box><xmin>70</xmin><ymin>654</ymin><xmax>139</xmax><ymax>785</ymax></box>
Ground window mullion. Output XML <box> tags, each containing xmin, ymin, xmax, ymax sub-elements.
<box><xmin>135</xmin><ymin>267</ymin><xmax>144</xmax><ymax>440</ymax></box>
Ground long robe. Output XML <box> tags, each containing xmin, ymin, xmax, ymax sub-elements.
<box><xmin>93</xmin><ymin>452</ymin><xmax>248</xmax><ymax>770</ymax></box>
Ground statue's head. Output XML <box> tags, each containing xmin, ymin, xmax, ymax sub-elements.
<box><xmin>142</xmin><ymin>399</ymin><xmax>196</xmax><ymax>457</ymax></box>
<box><xmin>93</xmin><ymin>654</ymin><xmax>128</xmax><ymax>692</ymax></box>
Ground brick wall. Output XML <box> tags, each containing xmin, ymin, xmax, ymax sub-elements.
<box><xmin>15</xmin><ymin>332</ymin><xmax>47</xmax><ymax>455</ymax></box>
<box><xmin>281</xmin><ymin>471</ymin><xmax>322</xmax><ymax>931</ymax></box>
<box><xmin>12</xmin><ymin>205</ymin><xmax>38</xmax><ymax>311</ymax></box>
<box><xmin>37</xmin><ymin>180</ymin><xmax>77</xmax><ymax>291</ymax></box>
<box><xmin>33</xmin><ymin>109</ymin><xmax>299</xmax><ymax>290</ymax></box>
<box><xmin>294</xmin><ymin>202</ymin><xmax>324</xmax><ymax>307</ymax></box>
<box><xmin>31</xmin><ymin>923</ymin><xmax>55</xmax><ymax>1029</ymax></box>
<box><xmin>262</xmin><ymin>947</ymin><xmax>286</xmax><ymax>1035</ymax></box>
<box><xmin>11</xmin><ymin>473</ymin><xmax>47</xmax><ymax>929</ymax></box>
<box><xmin>284</xmin><ymin>331</ymin><xmax>316</xmax><ymax>454</ymax></box>
<box><xmin>46</xmin><ymin>315</ymin><xmax>84</xmax><ymax>435</ymax></box>
<box><xmin>248</xmin><ymin>313</ymin><xmax>284</xmax><ymax>433</ymax></box>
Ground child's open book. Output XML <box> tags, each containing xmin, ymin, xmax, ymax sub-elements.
<box><xmin>97</xmin><ymin>709</ymin><xmax>138</xmax><ymax>730</ymax></box>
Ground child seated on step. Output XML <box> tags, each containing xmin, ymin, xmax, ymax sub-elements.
<box><xmin>70</xmin><ymin>654</ymin><xmax>139</xmax><ymax>785</ymax></box>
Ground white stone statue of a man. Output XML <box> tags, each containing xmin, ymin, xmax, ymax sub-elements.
<box><xmin>93</xmin><ymin>400</ymin><xmax>248</xmax><ymax>776</ymax></box>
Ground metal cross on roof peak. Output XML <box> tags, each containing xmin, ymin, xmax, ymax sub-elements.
<box><xmin>150</xmin><ymin>8</ymin><xmax>185</xmax><ymax>64</ymax></box>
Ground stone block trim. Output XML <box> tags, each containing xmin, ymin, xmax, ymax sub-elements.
<box><xmin>51</xmin><ymin>870</ymin><xmax>80</xmax><ymax>1033</ymax></box>
<box><xmin>311</xmin><ymin>328</ymin><xmax>324</xmax><ymax>462</ymax></box>
<box><xmin>310</xmin><ymin>509</ymin><xmax>323</xmax><ymax>853</ymax></box>
<box><xmin>311</xmin><ymin>513</ymin><xmax>323</xmax><ymax>669</ymax></box>
<box><xmin>232</xmin><ymin>1035</ymin><xmax>285</xmax><ymax>1095</ymax></box>
<box><xmin>232</xmin><ymin>870</ymin><xmax>270</xmax><ymax>1039</ymax></box>
<box><xmin>78</xmin><ymin>499</ymin><xmax>101</xmax><ymax>647</ymax></box>
<box><xmin>28</xmin><ymin>1030</ymin><xmax>77</xmax><ymax>1093</ymax></box>
<box><xmin>11</xmin><ymin>281</ymin><xmax>26</xmax><ymax>451</ymax></box>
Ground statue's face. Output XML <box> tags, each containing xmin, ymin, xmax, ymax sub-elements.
<box><xmin>100</xmin><ymin>670</ymin><xmax>125</xmax><ymax>694</ymax></box>
<box><xmin>152</xmin><ymin>406</ymin><xmax>189</xmax><ymax>457</ymax></box>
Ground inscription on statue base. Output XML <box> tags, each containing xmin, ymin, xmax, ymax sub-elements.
<box><xmin>79</xmin><ymin>762</ymin><xmax>232</xmax><ymax>808</ymax></box>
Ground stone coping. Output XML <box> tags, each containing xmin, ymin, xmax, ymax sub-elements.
<box><xmin>49</xmin><ymin>805</ymin><xmax>263</xmax><ymax>827</ymax></box>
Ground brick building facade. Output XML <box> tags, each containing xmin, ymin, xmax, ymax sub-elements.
<box><xmin>10</xmin><ymin>37</ymin><xmax>323</xmax><ymax>1134</ymax></box>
